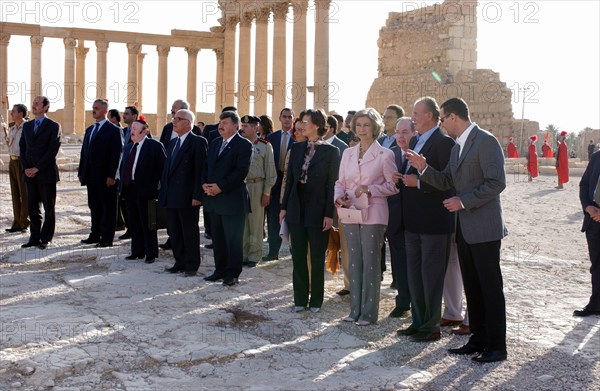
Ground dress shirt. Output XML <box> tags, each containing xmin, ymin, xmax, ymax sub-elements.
<box><xmin>7</xmin><ymin>121</ymin><xmax>24</xmax><ymax>156</ymax></box>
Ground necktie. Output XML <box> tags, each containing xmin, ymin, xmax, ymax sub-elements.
<box><xmin>33</xmin><ymin>119</ymin><xmax>40</xmax><ymax>134</ymax></box>
<box><xmin>89</xmin><ymin>122</ymin><xmax>100</xmax><ymax>145</ymax></box>
<box><xmin>170</xmin><ymin>138</ymin><xmax>181</xmax><ymax>170</ymax></box>
<box><xmin>218</xmin><ymin>140</ymin><xmax>228</xmax><ymax>156</ymax></box>
<box><xmin>122</xmin><ymin>143</ymin><xmax>138</xmax><ymax>187</ymax></box>
<box><xmin>279</xmin><ymin>131</ymin><xmax>288</xmax><ymax>171</ymax></box>
<box><xmin>594</xmin><ymin>175</ymin><xmax>600</xmax><ymax>206</ymax></box>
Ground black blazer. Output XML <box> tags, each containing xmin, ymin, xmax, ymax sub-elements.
<box><xmin>281</xmin><ymin>141</ymin><xmax>340</xmax><ymax>227</ymax></box>
<box><xmin>580</xmin><ymin>151</ymin><xmax>600</xmax><ymax>232</ymax></box>
<box><xmin>387</xmin><ymin>146</ymin><xmax>404</xmax><ymax>236</ymax></box>
<box><xmin>268</xmin><ymin>129</ymin><xmax>294</xmax><ymax>172</ymax></box>
<box><xmin>158</xmin><ymin>132</ymin><xmax>207</xmax><ymax>208</ymax></box>
<box><xmin>159</xmin><ymin>122</ymin><xmax>201</xmax><ymax>149</ymax></box>
<box><xmin>402</xmin><ymin>128</ymin><xmax>455</xmax><ymax>234</ymax></box>
<box><xmin>378</xmin><ymin>134</ymin><xmax>398</xmax><ymax>149</ymax></box>
<box><xmin>119</xmin><ymin>138</ymin><xmax>166</xmax><ymax>200</ymax></box>
<box><xmin>19</xmin><ymin>117</ymin><xmax>61</xmax><ymax>184</ymax></box>
<box><xmin>202</xmin><ymin>133</ymin><xmax>253</xmax><ymax>216</ymax></box>
<box><xmin>78</xmin><ymin>121</ymin><xmax>123</xmax><ymax>186</ymax></box>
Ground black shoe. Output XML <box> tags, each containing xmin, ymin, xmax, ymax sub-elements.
<box><xmin>223</xmin><ymin>277</ymin><xmax>239</xmax><ymax>286</ymax></box>
<box><xmin>245</xmin><ymin>261</ymin><xmax>258</xmax><ymax>268</ymax></box>
<box><xmin>411</xmin><ymin>330</ymin><xmax>441</xmax><ymax>342</ymax></box>
<box><xmin>336</xmin><ymin>289</ymin><xmax>350</xmax><ymax>296</ymax></box>
<box><xmin>81</xmin><ymin>237</ymin><xmax>100</xmax><ymax>244</ymax></box>
<box><xmin>448</xmin><ymin>343</ymin><xmax>483</xmax><ymax>355</ymax></box>
<box><xmin>95</xmin><ymin>242</ymin><xmax>113</xmax><ymax>248</ymax></box>
<box><xmin>389</xmin><ymin>307</ymin><xmax>410</xmax><ymax>318</ymax></box>
<box><xmin>145</xmin><ymin>257</ymin><xmax>156</xmax><ymax>264</ymax></box>
<box><xmin>38</xmin><ymin>241</ymin><xmax>49</xmax><ymax>250</ymax></box>
<box><xmin>261</xmin><ymin>254</ymin><xmax>278</xmax><ymax>262</ymax></box>
<box><xmin>390</xmin><ymin>280</ymin><xmax>397</xmax><ymax>289</ymax></box>
<box><xmin>6</xmin><ymin>227</ymin><xmax>23</xmax><ymax>233</ymax></box>
<box><xmin>21</xmin><ymin>241</ymin><xmax>40</xmax><ymax>248</ymax></box>
<box><xmin>204</xmin><ymin>233</ymin><xmax>212</xmax><ymax>240</ymax></box>
<box><xmin>119</xmin><ymin>231</ymin><xmax>131</xmax><ymax>240</ymax></box>
<box><xmin>159</xmin><ymin>241</ymin><xmax>172</xmax><ymax>250</ymax></box>
<box><xmin>204</xmin><ymin>243</ymin><xmax>214</xmax><ymax>249</ymax></box>
<box><xmin>125</xmin><ymin>254</ymin><xmax>144</xmax><ymax>260</ymax></box>
<box><xmin>165</xmin><ymin>266</ymin><xmax>184</xmax><ymax>273</ymax></box>
<box><xmin>573</xmin><ymin>306</ymin><xmax>600</xmax><ymax>317</ymax></box>
<box><xmin>397</xmin><ymin>327</ymin><xmax>419</xmax><ymax>336</ymax></box>
<box><xmin>183</xmin><ymin>271</ymin><xmax>197</xmax><ymax>277</ymax></box>
<box><xmin>204</xmin><ymin>273</ymin><xmax>224</xmax><ymax>282</ymax></box>
<box><xmin>472</xmin><ymin>350</ymin><xmax>507</xmax><ymax>363</ymax></box>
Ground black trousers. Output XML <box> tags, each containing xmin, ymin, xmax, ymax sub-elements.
<box><xmin>585</xmin><ymin>220</ymin><xmax>600</xmax><ymax>309</ymax></box>
<box><xmin>86</xmin><ymin>183</ymin><xmax>118</xmax><ymax>244</ymax></box>
<box><xmin>388</xmin><ymin>228</ymin><xmax>411</xmax><ymax>310</ymax></box>
<box><xmin>266</xmin><ymin>172</ymin><xmax>284</xmax><ymax>257</ymax></box>
<box><xmin>123</xmin><ymin>184</ymin><xmax>158</xmax><ymax>259</ymax></box>
<box><xmin>210</xmin><ymin>213</ymin><xmax>245</xmax><ymax>279</ymax></box>
<box><xmin>26</xmin><ymin>181</ymin><xmax>56</xmax><ymax>243</ymax></box>
<box><xmin>167</xmin><ymin>207</ymin><xmax>200</xmax><ymax>273</ymax></box>
<box><xmin>456</xmin><ymin>219</ymin><xmax>506</xmax><ymax>352</ymax></box>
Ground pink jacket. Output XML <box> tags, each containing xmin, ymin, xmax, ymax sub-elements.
<box><xmin>334</xmin><ymin>142</ymin><xmax>398</xmax><ymax>225</ymax></box>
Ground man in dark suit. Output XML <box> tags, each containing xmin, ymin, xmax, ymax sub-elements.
<box><xmin>264</xmin><ymin>107</ymin><xmax>295</xmax><ymax>261</ymax></box>
<box><xmin>574</xmin><ymin>150</ymin><xmax>600</xmax><ymax>316</ymax></box>
<box><xmin>204</xmin><ymin>106</ymin><xmax>238</xmax><ymax>145</ymax></box>
<box><xmin>19</xmin><ymin>96</ymin><xmax>61</xmax><ymax>249</ymax></box>
<box><xmin>398</xmin><ymin>97</ymin><xmax>455</xmax><ymax>343</ymax></box>
<box><xmin>120</xmin><ymin>119</ymin><xmax>166</xmax><ymax>264</ymax></box>
<box><xmin>116</xmin><ymin>105</ymin><xmax>139</xmax><ymax>240</ymax></box>
<box><xmin>388</xmin><ymin>117</ymin><xmax>416</xmax><ymax>318</ymax></box>
<box><xmin>78</xmin><ymin>99</ymin><xmax>123</xmax><ymax>247</ymax></box>
<box><xmin>407</xmin><ymin>97</ymin><xmax>508</xmax><ymax>363</ymax></box>
<box><xmin>158</xmin><ymin>109</ymin><xmax>207</xmax><ymax>276</ymax></box>
<box><xmin>378</xmin><ymin>104</ymin><xmax>404</xmax><ymax>149</ymax></box>
<box><xmin>202</xmin><ymin>110</ymin><xmax>253</xmax><ymax>286</ymax></box>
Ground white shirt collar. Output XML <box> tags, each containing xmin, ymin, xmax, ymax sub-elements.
<box><xmin>456</xmin><ymin>123</ymin><xmax>477</xmax><ymax>155</ymax></box>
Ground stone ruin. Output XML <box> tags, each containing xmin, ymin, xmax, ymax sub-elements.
<box><xmin>366</xmin><ymin>0</ymin><xmax>539</xmax><ymax>153</ymax></box>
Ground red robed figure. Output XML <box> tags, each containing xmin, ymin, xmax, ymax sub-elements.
<box><xmin>507</xmin><ymin>141</ymin><xmax>519</xmax><ymax>158</ymax></box>
<box><xmin>527</xmin><ymin>142</ymin><xmax>538</xmax><ymax>178</ymax></box>
<box><xmin>556</xmin><ymin>141</ymin><xmax>569</xmax><ymax>184</ymax></box>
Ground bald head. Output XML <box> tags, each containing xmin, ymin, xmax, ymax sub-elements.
<box><xmin>394</xmin><ymin>117</ymin><xmax>416</xmax><ymax>150</ymax></box>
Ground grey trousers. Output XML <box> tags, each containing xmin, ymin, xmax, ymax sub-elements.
<box><xmin>344</xmin><ymin>223</ymin><xmax>387</xmax><ymax>323</ymax></box>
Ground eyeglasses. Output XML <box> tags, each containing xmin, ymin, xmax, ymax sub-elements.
<box><xmin>439</xmin><ymin>114</ymin><xmax>451</xmax><ymax>123</ymax></box>
<box><xmin>173</xmin><ymin>117</ymin><xmax>189</xmax><ymax>122</ymax></box>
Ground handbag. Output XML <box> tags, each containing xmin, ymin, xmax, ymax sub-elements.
<box><xmin>336</xmin><ymin>207</ymin><xmax>367</xmax><ymax>224</ymax></box>
<box><xmin>147</xmin><ymin>199</ymin><xmax>168</xmax><ymax>230</ymax></box>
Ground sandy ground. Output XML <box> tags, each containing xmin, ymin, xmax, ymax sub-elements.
<box><xmin>0</xmin><ymin>163</ymin><xmax>598</xmax><ymax>391</ymax></box>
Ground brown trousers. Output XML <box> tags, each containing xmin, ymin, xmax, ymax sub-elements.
<box><xmin>9</xmin><ymin>158</ymin><xmax>29</xmax><ymax>229</ymax></box>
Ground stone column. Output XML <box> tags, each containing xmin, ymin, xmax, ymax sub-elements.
<box><xmin>156</xmin><ymin>45</ymin><xmax>170</xmax><ymax>135</ymax></box>
<box><xmin>237</xmin><ymin>13</ymin><xmax>253</xmax><ymax>115</ymax></box>
<box><xmin>292</xmin><ymin>1</ymin><xmax>308</xmax><ymax>115</ymax></box>
<box><xmin>222</xmin><ymin>16</ymin><xmax>238</xmax><ymax>108</ymax></box>
<box><xmin>213</xmin><ymin>48</ymin><xmax>224</xmax><ymax>121</ymax></box>
<box><xmin>63</xmin><ymin>38</ymin><xmax>77</xmax><ymax>135</ymax></box>
<box><xmin>185</xmin><ymin>47</ymin><xmax>200</xmax><ymax>116</ymax></box>
<box><xmin>30</xmin><ymin>36</ymin><xmax>44</xmax><ymax>105</ymax></box>
<box><xmin>254</xmin><ymin>8</ymin><xmax>270</xmax><ymax>116</ymax></box>
<box><xmin>137</xmin><ymin>52</ymin><xmax>146</xmax><ymax>113</ymax></box>
<box><xmin>0</xmin><ymin>33</ymin><xmax>10</xmax><ymax>120</ymax></box>
<box><xmin>126</xmin><ymin>43</ymin><xmax>141</xmax><ymax>106</ymax></box>
<box><xmin>313</xmin><ymin>0</ymin><xmax>330</xmax><ymax>111</ymax></box>
<box><xmin>75</xmin><ymin>41</ymin><xmax>89</xmax><ymax>135</ymax></box>
<box><xmin>95</xmin><ymin>41</ymin><xmax>109</xmax><ymax>99</ymax></box>
<box><xmin>272</xmin><ymin>2</ymin><xmax>288</xmax><ymax>115</ymax></box>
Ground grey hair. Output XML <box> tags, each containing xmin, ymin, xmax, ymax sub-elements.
<box><xmin>351</xmin><ymin>108</ymin><xmax>384</xmax><ymax>139</ymax></box>
<box><xmin>395</xmin><ymin>117</ymin><xmax>415</xmax><ymax>133</ymax></box>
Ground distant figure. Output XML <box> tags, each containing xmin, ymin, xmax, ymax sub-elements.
<box><xmin>555</xmin><ymin>131</ymin><xmax>569</xmax><ymax>189</ymax></box>
<box><xmin>5</xmin><ymin>103</ymin><xmax>29</xmax><ymax>233</ymax></box>
<box><xmin>542</xmin><ymin>140</ymin><xmax>554</xmax><ymax>157</ymax></box>
<box><xmin>527</xmin><ymin>135</ymin><xmax>539</xmax><ymax>182</ymax></box>
<box><xmin>507</xmin><ymin>136</ymin><xmax>518</xmax><ymax>158</ymax></box>
<box><xmin>589</xmin><ymin>140</ymin><xmax>596</xmax><ymax>161</ymax></box>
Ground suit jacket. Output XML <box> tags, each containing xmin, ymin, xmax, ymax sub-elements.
<box><xmin>330</xmin><ymin>136</ymin><xmax>348</xmax><ymax>160</ymax></box>
<box><xmin>580</xmin><ymin>151</ymin><xmax>600</xmax><ymax>232</ymax></box>
<box><xmin>19</xmin><ymin>117</ymin><xmax>61</xmax><ymax>184</ymax></box>
<box><xmin>282</xmin><ymin>141</ymin><xmax>340</xmax><ymax>227</ymax></box>
<box><xmin>78</xmin><ymin>121</ymin><xmax>123</xmax><ymax>186</ymax></box>
<box><xmin>122</xmin><ymin>126</ymin><xmax>131</xmax><ymax>146</ymax></box>
<box><xmin>119</xmin><ymin>137</ymin><xmax>166</xmax><ymax>200</ymax></box>
<box><xmin>202</xmin><ymin>133</ymin><xmax>253</xmax><ymax>215</ymax></box>
<box><xmin>159</xmin><ymin>122</ymin><xmax>201</xmax><ymax>149</ymax></box>
<box><xmin>402</xmin><ymin>128</ymin><xmax>455</xmax><ymax>234</ymax></box>
<box><xmin>268</xmin><ymin>129</ymin><xmax>294</xmax><ymax>172</ymax></box>
<box><xmin>420</xmin><ymin>125</ymin><xmax>508</xmax><ymax>244</ymax></box>
<box><xmin>158</xmin><ymin>132</ymin><xmax>207</xmax><ymax>208</ymax></box>
<box><xmin>387</xmin><ymin>146</ymin><xmax>405</xmax><ymax>235</ymax></box>
<box><xmin>334</xmin><ymin>142</ymin><xmax>397</xmax><ymax>225</ymax></box>
<box><xmin>378</xmin><ymin>134</ymin><xmax>398</xmax><ymax>149</ymax></box>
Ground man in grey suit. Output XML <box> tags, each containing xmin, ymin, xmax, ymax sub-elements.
<box><xmin>406</xmin><ymin>97</ymin><xmax>508</xmax><ymax>363</ymax></box>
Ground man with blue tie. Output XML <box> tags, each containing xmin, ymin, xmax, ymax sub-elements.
<box><xmin>117</xmin><ymin>105</ymin><xmax>139</xmax><ymax>240</ymax></box>
<box><xmin>19</xmin><ymin>96</ymin><xmax>61</xmax><ymax>249</ymax></box>
<box><xmin>78</xmin><ymin>99</ymin><xmax>123</xmax><ymax>247</ymax></box>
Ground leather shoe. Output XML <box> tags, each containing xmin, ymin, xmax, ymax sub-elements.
<box><xmin>21</xmin><ymin>241</ymin><xmax>40</xmax><ymax>248</ymax></box>
<box><xmin>38</xmin><ymin>241</ymin><xmax>49</xmax><ymax>250</ymax></box>
<box><xmin>204</xmin><ymin>273</ymin><xmax>224</xmax><ymax>282</ymax></box>
<box><xmin>397</xmin><ymin>327</ymin><xmax>419</xmax><ymax>336</ymax></box>
<box><xmin>336</xmin><ymin>289</ymin><xmax>350</xmax><ymax>296</ymax></box>
<box><xmin>159</xmin><ymin>241</ymin><xmax>172</xmax><ymax>250</ymax></box>
<box><xmin>440</xmin><ymin>318</ymin><xmax>463</xmax><ymax>327</ymax></box>
<box><xmin>472</xmin><ymin>350</ymin><xmax>507</xmax><ymax>363</ymax></box>
<box><xmin>204</xmin><ymin>243</ymin><xmax>214</xmax><ymax>249</ymax></box>
<box><xmin>245</xmin><ymin>261</ymin><xmax>258</xmax><ymax>268</ymax></box>
<box><xmin>223</xmin><ymin>277</ymin><xmax>238</xmax><ymax>286</ymax></box>
<box><xmin>183</xmin><ymin>271</ymin><xmax>197</xmax><ymax>277</ymax></box>
<box><xmin>573</xmin><ymin>306</ymin><xmax>600</xmax><ymax>317</ymax></box>
<box><xmin>144</xmin><ymin>257</ymin><xmax>155</xmax><ymax>264</ymax></box>
<box><xmin>451</xmin><ymin>324</ymin><xmax>471</xmax><ymax>335</ymax></box>
<box><xmin>411</xmin><ymin>330</ymin><xmax>441</xmax><ymax>342</ymax></box>
<box><xmin>389</xmin><ymin>307</ymin><xmax>410</xmax><ymax>318</ymax></box>
<box><xmin>6</xmin><ymin>227</ymin><xmax>24</xmax><ymax>233</ymax></box>
<box><xmin>81</xmin><ymin>237</ymin><xmax>100</xmax><ymax>244</ymax></box>
<box><xmin>118</xmin><ymin>231</ymin><xmax>131</xmax><ymax>240</ymax></box>
<box><xmin>165</xmin><ymin>266</ymin><xmax>184</xmax><ymax>273</ymax></box>
<box><xmin>204</xmin><ymin>233</ymin><xmax>212</xmax><ymax>240</ymax></box>
<box><xmin>125</xmin><ymin>254</ymin><xmax>144</xmax><ymax>260</ymax></box>
<box><xmin>261</xmin><ymin>254</ymin><xmax>278</xmax><ymax>262</ymax></box>
<box><xmin>448</xmin><ymin>343</ymin><xmax>483</xmax><ymax>355</ymax></box>
<box><xmin>95</xmin><ymin>242</ymin><xmax>113</xmax><ymax>248</ymax></box>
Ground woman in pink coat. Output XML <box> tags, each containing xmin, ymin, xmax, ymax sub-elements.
<box><xmin>334</xmin><ymin>108</ymin><xmax>398</xmax><ymax>325</ymax></box>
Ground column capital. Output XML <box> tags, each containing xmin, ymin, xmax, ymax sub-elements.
<box><xmin>314</xmin><ymin>0</ymin><xmax>331</xmax><ymax>9</ymax></box>
<box><xmin>291</xmin><ymin>0</ymin><xmax>309</xmax><ymax>11</ymax></box>
<box><xmin>0</xmin><ymin>33</ymin><xmax>10</xmax><ymax>46</ymax></box>
<box><xmin>225</xmin><ymin>16</ymin><xmax>239</xmax><ymax>30</ymax></box>
<box><xmin>138</xmin><ymin>52</ymin><xmax>147</xmax><ymax>60</ymax></box>
<box><xmin>95</xmin><ymin>41</ymin><xmax>109</xmax><ymax>52</ymax></box>
<box><xmin>213</xmin><ymin>48</ymin><xmax>224</xmax><ymax>60</ymax></box>
<box><xmin>30</xmin><ymin>36</ymin><xmax>44</xmax><ymax>47</ymax></box>
<box><xmin>255</xmin><ymin>8</ymin><xmax>270</xmax><ymax>23</ymax></box>
<box><xmin>156</xmin><ymin>45</ymin><xmax>170</xmax><ymax>56</ymax></box>
<box><xmin>64</xmin><ymin>38</ymin><xmax>77</xmax><ymax>49</ymax></box>
<box><xmin>126</xmin><ymin>43</ymin><xmax>142</xmax><ymax>54</ymax></box>
<box><xmin>76</xmin><ymin>46</ymin><xmax>90</xmax><ymax>59</ymax></box>
<box><xmin>240</xmin><ymin>12</ymin><xmax>254</xmax><ymax>27</ymax></box>
<box><xmin>185</xmin><ymin>47</ymin><xmax>200</xmax><ymax>57</ymax></box>
<box><xmin>272</xmin><ymin>2</ymin><xmax>289</xmax><ymax>19</ymax></box>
